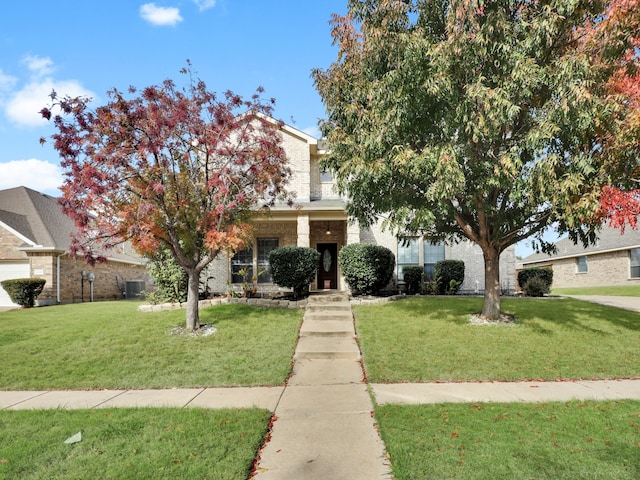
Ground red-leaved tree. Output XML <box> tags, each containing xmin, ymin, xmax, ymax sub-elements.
<box><xmin>41</xmin><ymin>66</ymin><xmax>291</xmax><ymax>330</ymax></box>
<box><xmin>584</xmin><ymin>0</ymin><xmax>640</xmax><ymax>230</ymax></box>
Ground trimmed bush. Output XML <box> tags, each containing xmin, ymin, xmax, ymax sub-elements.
<box><xmin>1</xmin><ymin>278</ymin><xmax>46</xmax><ymax>307</ymax></box>
<box><xmin>338</xmin><ymin>243</ymin><xmax>395</xmax><ymax>295</ymax></box>
<box><xmin>403</xmin><ymin>266</ymin><xmax>424</xmax><ymax>295</ymax></box>
<box><xmin>523</xmin><ymin>276</ymin><xmax>550</xmax><ymax>297</ymax></box>
<box><xmin>434</xmin><ymin>260</ymin><xmax>465</xmax><ymax>295</ymax></box>
<box><xmin>518</xmin><ymin>267</ymin><xmax>553</xmax><ymax>292</ymax></box>
<box><xmin>268</xmin><ymin>246</ymin><xmax>321</xmax><ymax>298</ymax></box>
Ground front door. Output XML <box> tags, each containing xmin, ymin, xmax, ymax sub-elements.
<box><xmin>317</xmin><ymin>243</ymin><xmax>338</xmax><ymax>290</ymax></box>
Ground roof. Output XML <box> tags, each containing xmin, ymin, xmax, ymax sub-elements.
<box><xmin>522</xmin><ymin>223</ymin><xmax>640</xmax><ymax>264</ymax></box>
<box><xmin>0</xmin><ymin>186</ymin><xmax>145</xmax><ymax>264</ymax></box>
<box><xmin>0</xmin><ymin>186</ymin><xmax>73</xmax><ymax>249</ymax></box>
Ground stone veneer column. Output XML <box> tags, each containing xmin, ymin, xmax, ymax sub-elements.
<box><xmin>297</xmin><ymin>214</ymin><xmax>310</xmax><ymax>247</ymax></box>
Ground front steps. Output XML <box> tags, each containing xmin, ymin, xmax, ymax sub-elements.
<box><xmin>294</xmin><ymin>292</ymin><xmax>360</xmax><ymax>361</ymax></box>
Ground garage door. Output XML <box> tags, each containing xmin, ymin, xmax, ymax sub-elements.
<box><xmin>0</xmin><ymin>262</ymin><xmax>30</xmax><ymax>306</ymax></box>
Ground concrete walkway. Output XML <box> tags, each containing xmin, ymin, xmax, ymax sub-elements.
<box><xmin>252</xmin><ymin>292</ymin><xmax>392</xmax><ymax>480</ymax></box>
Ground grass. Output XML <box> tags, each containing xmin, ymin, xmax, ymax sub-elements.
<box><xmin>355</xmin><ymin>296</ymin><xmax>640</xmax><ymax>383</ymax></box>
<box><xmin>552</xmin><ymin>285</ymin><xmax>640</xmax><ymax>296</ymax></box>
<box><xmin>376</xmin><ymin>400</ymin><xmax>640</xmax><ymax>480</ymax></box>
<box><xmin>0</xmin><ymin>407</ymin><xmax>270</xmax><ymax>479</ymax></box>
<box><xmin>0</xmin><ymin>301</ymin><xmax>302</xmax><ymax>390</ymax></box>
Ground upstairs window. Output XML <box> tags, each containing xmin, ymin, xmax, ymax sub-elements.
<box><xmin>320</xmin><ymin>166</ymin><xmax>334</xmax><ymax>183</ymax></box>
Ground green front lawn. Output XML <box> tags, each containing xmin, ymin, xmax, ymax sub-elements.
<box><xmin>0</xmin><ymin>301</ymin><xmax>302</xmax><ymax>390</ymax></box>
<box><xmin>377</xmin><ymin>400</ymin><xmax>640</xmax><ymax>480</ymax></box>
<box><xmin>553</xmin><ymin>285</ymin><xmax>640</xmax><ymax>296</ymax></box>
<box><xmin>0</xmin><ymin>407</ymin><xmax>270</xmax><ymax>480</ymax></box>
<box><xmin>355</xmin><ymin>296</ymin><xmax>640</xmax><ymax>383</ymax></box>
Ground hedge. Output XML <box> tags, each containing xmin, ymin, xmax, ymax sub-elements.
<box><xmin>434</xmin><ymin>260</ymin><xmax>465</xmax><ymax>295</ymax></box>
<box><xmin>517</xmin><ymin>267</ymin><xmax>553</xmax><ymax>291</ymax></box>
<box><xmin>268</xmin><ymin>246</ymin><xmax>321</xmax><ymax>298</ymax></box>
<box><xmin>338</xmin><ymin>243</ymin><xmax>395</xmax><ymax>295</ymax></box>
<box><xmin>1</xmin><ymin>278</ymin><xmax>46</xmax><ymax>307</ymax></box>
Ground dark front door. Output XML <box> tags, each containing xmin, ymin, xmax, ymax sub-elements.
<box><xmin>317</xmin><ymin>243</ymin><xmax>338</xmax><ymax>290</ymax></box>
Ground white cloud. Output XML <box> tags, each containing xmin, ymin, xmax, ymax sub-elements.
<box><xmin>5</xmin><ymin>78</ymin><xmax>94</xmax><ymax>128</ymax></box>
<box><xmin>21</xmin><ymin>55</ymin><xmax>55</xmax><ymax>78</ymax></box>
<box><xmin>140</xmin><ymin>3</ymin><xmax>183</xmax><ymax>26</ymax></box>
<box><xmin>194</xmin><ymin>0</ymin><xmax>216</xmax><ymax>11</ymax></box>
<box><xmin>0</xmin><ymin>69</ymin><xmax>18</xmax><ymax>94</ymax></box>
<box><xmin>0</xmin><ymin>159</ymin><xmax>63</xmax><ymax>193</ymax></box>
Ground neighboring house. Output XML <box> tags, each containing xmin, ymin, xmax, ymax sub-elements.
<box><xmin>520</xmin><ymin>224</ymin><xmax>640</xmax><ymax>288</ymax></box>
<box><xmin>206</xmin><ymin>121</ymin><xmax>517</xmax><ymax>295</ymax></box>
<box><xmin>0</xmin><ymin>186</ymin><xmax>150</xmax><ymax>307</ymax></box>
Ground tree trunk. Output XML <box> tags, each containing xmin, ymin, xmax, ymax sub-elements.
<box><xmin>185</xmin><ymin>268</ymin><xmax>201</xmax><ymax>331</ymax></box>
<box><xmin>481</xmin><ymin>246</ymin><xmax>502</xmax><ymax>319</ymax></box>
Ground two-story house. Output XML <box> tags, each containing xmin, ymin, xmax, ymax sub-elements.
<box><xmin>206</xmin><ymin>121</ymin><xmax>517</xmax><ymax>296</ymax></box>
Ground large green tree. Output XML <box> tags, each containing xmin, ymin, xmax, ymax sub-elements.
<box><xmin>313</xmin><ymin>0</ymin><xmax>639</xmax><ymax>318</ymax></box>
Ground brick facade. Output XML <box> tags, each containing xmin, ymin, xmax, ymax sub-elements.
<box><xmin>525</xmin><ymin>249</ymin><xmax>639</xmax><ymax>288</ymax></box>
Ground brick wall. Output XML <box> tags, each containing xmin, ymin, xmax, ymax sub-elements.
<box><xmin>29</xmin><ymin>254</ymin><xmax>150</xmax><ymax>305</ymax></box>
<box><xmin>0</xmin><ymin>229</ymin><xmax>28</xmax><ymax>260</ymax></box>
<box><xmin>362</xmin><ymin>220</ymin><xmax>517</xmax><ymax>294</ymax></box>
<box><xmin>526</xmin><ymin>249</ymin><xmax>639</xmax><ymax>288</ymax></box>
<box><xmin>281</xmin><ymin>132</ymin><xmax>311</xmax><ymax>202</ymax></box>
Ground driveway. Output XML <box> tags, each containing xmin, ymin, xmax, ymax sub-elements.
<box><xmin>564</xmin><ymin>295</ymin><xmax>640</xmax><ymax>313</ymax></box>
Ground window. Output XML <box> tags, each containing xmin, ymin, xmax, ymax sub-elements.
<box><xmin>320</xmin><ymin>167</ymin><xmax>334</xmax><ymax>183</ymax></box>
<box><xmin>631</xmin><ymin>249</ymin><xmax>640</xmax><ymax>278</ymax></box>
<box><xmin>424</xmin><ymin>242</ymin><xmax>445</xmax><ymax>281</ymax></box>
<box><xmin>231</xmin><ymin>246</ymin><xmax>253</xmax><ymax>283</ymax></box>
<box><xmin>397</xmin><ymin>238</ymin><xmax>419</xmax><ymax>281</ymax></box>
<box><xmin>257</xmin><ymin>238</ymin><xmax>279</xmax><ymax>283</ymax></box>
<box><xmin>576</xmin><ymin>256</ymin><xmax>588</xmax><ymax>273</ymax></box>
<box><xmin>231</xmin><ymin>238</ymin><xmax>279</xmax><ymax>284</ymax></box>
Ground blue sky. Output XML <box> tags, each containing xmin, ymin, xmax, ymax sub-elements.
<box><xmin>0</xmin><ymin>0</ymin><xmax>548</xmax><ymax>257</ymax></box>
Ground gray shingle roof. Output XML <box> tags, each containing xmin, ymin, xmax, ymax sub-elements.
<box><xmin>522</xmin><ymin>223</ymin><xmax>640</xmax><ymax>264</ymax></box>
<box><xmin>0</xmin><ymin>186</ymin><xmax>73</xmax><ymax>249</ymax></box>
<box><xmin>0</xmin><ymin>186</ymin><xmax>145</xmax><ymax>264</ymax></box>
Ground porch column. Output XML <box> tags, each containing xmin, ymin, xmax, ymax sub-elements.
<box><xmin>297</xmin><ymin>214</ymin><xmax>310</xmax><ymax>247</ymax></box>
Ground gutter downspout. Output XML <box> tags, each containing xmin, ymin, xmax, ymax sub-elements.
<box><xmin>56</xmin><ymin>253</ymin><xmax>64</xmax><ymax>304</ymax></box>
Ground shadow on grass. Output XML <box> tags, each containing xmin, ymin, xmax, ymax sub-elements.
<box><xmin>505</xmin><ymin>297</ymin><xmax>640</xmax><ymax>334</ymax></box>
<box><xmin>378</xmin><ymin>296</ymin><xmax>640</xmax><ymax>334</ymax></box>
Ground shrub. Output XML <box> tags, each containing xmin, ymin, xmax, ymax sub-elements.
<box><xmin>268</xmin><ymin>246</ymin><xmax>321</xmax><ymax>298</ymax></box>
<box><xmin>518</xmin><ymin>267</ymin><xmax>553</xmax><ymax>291</ymax></box>
<box><xmin>423</xmin><ymin>280</ymin><xmax>438</xmax><ymax>295</ymax></box>
<box><xmin>339</xmin><ymin>243</ymin><xmax>395</xmax><ymax>295</ymax></box>
<box><xmin>523</xmin><ymin>276</ymin><xmax>550</xmax><ymax>297</ymax></box>
<box><xmin>145</xmin><ymin>246</ymin><xmax>188</xmax><ymax>304</ymax></box>
<box><xmin>403</xmin><ymin>266</ymin><xmax>424</xmax><ymax>295</ymax></box>
<box><xmin>1</xmin><ymin>278</ymin><xmax>46</xmax><ymax>307</ymax></box>
<box><xmin>434</xmin><ymin>260</ymin><xmax>465</xmax><ymax>295</ymax></box>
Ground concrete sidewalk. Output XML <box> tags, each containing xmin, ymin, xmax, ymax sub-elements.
<box><xmin>4</xmin><ymin>379</ymin><xmax>640</xmax><ymax>411</ymax></box>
